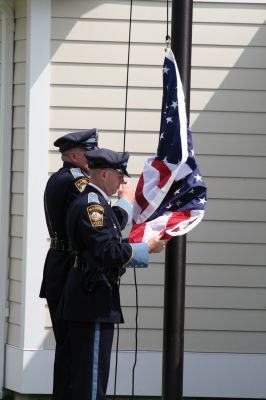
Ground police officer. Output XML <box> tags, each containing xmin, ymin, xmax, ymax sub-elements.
<box><xmin>40</xmin><ymin>131</ymin><xmax>134</xmax><ymax>400</ymax></box>
<box><xmin>61</xmin><ymin>148</ymin><xmax>166</xmax><ymax>400</ymax></box>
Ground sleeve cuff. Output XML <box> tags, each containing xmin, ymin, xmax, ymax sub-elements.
<box><xmin>114</xmin><ymin>198</ymin><xmax>133</xmax><ymax>223</ymax></box>
<box><xmin>124</xmin><ymin>243</ymin><xmax>149</xmax><ymax>268</ymax></box>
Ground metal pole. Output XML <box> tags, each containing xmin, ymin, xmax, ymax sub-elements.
<box><xmin>162</xmin><ymin>1</ymin><xmax>193</xmax><ymax>399</ymax></box>
<box><xmin>171</xmin><ymin>0</ymin><xmax>193</xmax><ymax>111</ymax></box>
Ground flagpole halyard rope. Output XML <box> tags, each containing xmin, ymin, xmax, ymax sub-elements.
<box><xmin>114</xmin><ymin>1</ymin><xmax>139</xmax><ymax>399</ymax></box>
<box><xmin>123</xmin><ymin>0</ymin><xmax>133</xmax><ymax>152</ymax></box>
<box><xmin>121</xmin><ymin>1</ymin><xmax>140</xmax><ymax>398</ymax></box>
<box><xmin>113</xmin><ymin>280</ymin><xmax>120</xmax><ymax>399</ymax></box>
<box><xmin>124</xmin><ymin>2</ymin><xmax>140</xmax><ymax>398</ymax></box>
<box><xmin>166</xmin><ymin>0</ymin><xmax>171</xmax><ymax>48</ymax></box>
<box><xmin>115</xmin><ymin>1</ymin><xmax>176</xmax><ymax>398</ymax></box>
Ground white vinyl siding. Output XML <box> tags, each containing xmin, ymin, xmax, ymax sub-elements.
<box><xmin>7</xmin><ymin>0</ymin><xmax>26</xmax><ymax>347</ymax></box>
<box><xmin>0</xmin><ymin>11</ymin><xmax>3</xmax><ymax>400</ymax></box>
<box><xmin>0</xmin><ymin>17</ymin><xmax>2</xmax><ymax>102</ymax></box>
<box><xmin>47</xmin><ymin>0</ymin><xmax>266</xmax><ymax>357</ymax></box>
<box><xmin>188</xmin><ymin>0</ymin><xmax>266</xmax><ymax>354</ymax></box>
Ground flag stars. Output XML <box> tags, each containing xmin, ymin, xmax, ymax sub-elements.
<box><xmin>163</xmin><ymin>106</ymin><xmax>169</xmax><ymax>115</ymax></box>
<box><xmin>198</xmin><ymin>197</ymin><xmax>207</xmax><ymax>205</ymax></box>
<box><xmin>193</xmin><ymin>174</ymin><xmax>203</xmax><ymax>182</ymax></box>
<box><xmin>171</xmin><ymin>100</ymin><xmax>178</xmax><ymax>109</ymax></box>
<box><xmin>163</xmin><ymin>66</ymin><xmax>170</xmax><ymax>74</ymax></box>
<box><xmin>132</xmin><ymin>50</ymin><xmax>207</xmax><ymax>238</ymax></box>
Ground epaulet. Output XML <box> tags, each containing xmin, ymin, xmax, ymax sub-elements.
<box><xmin>88</xmin><ymin>192</ymin><xmax>100</xmax><ymax>204</ymax></box>
<box><xmin>70</xmin><ymin>168</ymin><xmax>84</xmax><ymax>179</ymax></box>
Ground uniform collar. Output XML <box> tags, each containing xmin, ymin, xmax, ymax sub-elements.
<box><xmin>63</xmin><ymin>161</ymin><xmax>75</xmax><ymax>168</ymax></box>
<box><xmin>88</xmin><ymin>183</ymin><xmax>110</xmax><ymax>204</ymax></box>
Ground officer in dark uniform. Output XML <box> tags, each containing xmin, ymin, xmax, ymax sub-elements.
<box><xmin>61</xmin><ymin>148</ymin><xmax>166</xmax><ymax>400</ymax></box>
<box><xmin>40</xmin><ymin>132</ymin><xmax>133</xmax><ymax>400</ymax></box>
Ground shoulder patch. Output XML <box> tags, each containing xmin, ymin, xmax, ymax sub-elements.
<box><xmin>87</xmin><ymin>204</ymin><xmax>104</xmax><ymax>227</ymax></box>
<box><xmin>88</xmin><ymin>192</ymin><xmax>100</xmax><ymax>204</ymax></box>
<box><xmin>75</xmin><ymin>178</ymin><xmax>89</xmax><ymax>193</ymax></box>
<box><xmin>70</xmin><ymin>168</ymin><xmax>84</xmax><ymax>179</ymax></box>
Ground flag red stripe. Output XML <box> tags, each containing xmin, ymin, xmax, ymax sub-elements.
<box><xmin>128</xmin><ymin>222</ymin><xmax>146</xmax><ymax>243</ymax></box>
<box><xmin>151</xmin><ymin>159</ymin><xmax>172</xmax><ymax>189</ymax></box>
<box><xmin>159</xmin><ymin>211</ymin><xmax>197</xmax><ymax>240</ymax></box>
<box><xmin>134</xmin><ymin>173</ymin><xmax>149</xmax><ymax>213</ymax></box>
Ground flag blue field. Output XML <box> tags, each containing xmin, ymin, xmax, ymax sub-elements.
<box><xmin>129</xmin><ymin>48</ymin><xmax>207</xmax><ymax>243</ymax></box>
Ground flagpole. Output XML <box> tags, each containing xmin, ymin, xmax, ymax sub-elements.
<box><xmin>162</xmin><ymin>1</ymin><xmax>193</xmax><ymax>399</ymax></box>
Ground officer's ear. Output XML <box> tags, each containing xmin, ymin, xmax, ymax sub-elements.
<box><xmin>68</xmin><ymin>148</ymin><xmax>85</xmax><ymax>164</ymax></box>
<box><xmin>63</xmin><ymin>148</ymin><xmax>76</xmax><ymax>163</ymax></box>
<box><xmin>101</xmin><ymin>169</ymin><xmax>108</xmax><ymax>180</ymax></box>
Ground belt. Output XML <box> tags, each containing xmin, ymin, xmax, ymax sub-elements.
<box><xmin>50</xmin><ymin>238</ymin><xmax>70</xmax><ymax>251</ymax></box>
<box><xmin>74</xmin><ymin>257</ymin><xmax>110</xmax><ymax>291</ymax></box>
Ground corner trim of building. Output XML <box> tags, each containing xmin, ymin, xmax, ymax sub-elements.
<box><xmin>21</xmin><ymin>0</ymin><xmax>51</xmax><ymax>350</ymax></box>
<box><xmin>5</xmin><ymin>346</ymin><xmax>266</xmax><ymax>398</ymax></box>
<box><xmin>0</xmin><ymin>3</ymin><xmax>14</xmax><ymax>399</ymax></box>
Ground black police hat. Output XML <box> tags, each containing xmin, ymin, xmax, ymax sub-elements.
<box><xmin>85</xmin><ymin>148</ymin><xmax>131</xmax><ymax>177</ymax></box>
<box><xmin>54</xmin><ymin>129</ymin><xmax>98</xmax><ymax>153</ymax></box>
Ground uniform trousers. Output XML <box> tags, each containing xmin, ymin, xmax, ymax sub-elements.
<box><xmin>47</xmin><ymin>299</ymin><xmax>72</xmax><ymax>400</ymax></box>
<box><xmin>68</xmin><ymin>320</ymin><xmax>114</xmax><ymax>400</ymax></box>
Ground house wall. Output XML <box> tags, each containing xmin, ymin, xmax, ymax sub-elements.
<box><xmin>0</xmin><ymin>16</ymin><xmax>2</xmax><ymax>83</ymax></box>
<box><xmin>0</xmin><ymin>1</ymin><xmax>14</xmax><ymax>398</ymax></box>
<box><xmin>4</xmin><ymin>0</ymin><xmax>266</xmax><ymax>398</ymax></box>
<box><xmin>0</xmin><ymin>11</ymin><xmax>3</xmax><ymax>400</ymax></box>
<box><xmin>187</xmin><ymin>1</ymin><xmax>266</xmax><ymax>352</ymax></box>
<box><xmin>45</xmin><ymin>0</ymin><xmax>266</xmax><ymax>354</ymax></box>
<box><xmin>7</xmin><ymin>0</ymin><xmax>26</xmax><ymax>347</ymax></box>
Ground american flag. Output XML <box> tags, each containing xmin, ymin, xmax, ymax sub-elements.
<box><xmin>128</xmin><ymin>48</ymin><xmax>207</xmax><ymax>243</ymax></box>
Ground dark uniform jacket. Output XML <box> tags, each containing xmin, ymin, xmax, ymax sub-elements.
<box><xmin>61</xmin><ymin>184</ymin><xmax>147</xmax><ymax>324</ymax></box>
<box><xmin>40</xmin><ymin>162</ymin><xmax>129</xmax><ymax>303</ymax></box>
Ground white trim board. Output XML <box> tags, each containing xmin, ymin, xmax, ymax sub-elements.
<box><xmin>5</xmin><ymin>346</ymin><xmax>266</xmax><ymax>398</ymax></box>
<box><xmin>21</xmin><ymin>0</ymin><xmax>51</xmax><ymax>350</ymax></box>
<box><xmin>0</xmin><ymin>3</ymin><xmax>14</xmax><ymax>399</ymax></box>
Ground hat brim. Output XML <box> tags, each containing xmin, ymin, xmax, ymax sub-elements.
<box><xmin>117</xmin><ymin>168</ymin><xmax>131</xmax><ymax>178</ymax></box>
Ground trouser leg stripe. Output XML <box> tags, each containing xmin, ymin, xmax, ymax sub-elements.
<box><xmin>92</xmin><ymin>322</ymin><xmax>100</xmax><ymax>400</ymax></box>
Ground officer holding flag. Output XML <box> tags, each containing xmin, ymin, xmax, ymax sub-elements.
<box><xmin>60</xmin><ymin>148</ymin><xmax>166</xmax><ymax>400</ymax></box>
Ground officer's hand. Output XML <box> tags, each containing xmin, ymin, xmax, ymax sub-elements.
<box><xmin>147</xmin><ymin>236</ymin><xmax>167</xmax><ymax>253</ymax></box>
<box><xmin>117</xmin><ymin>180</ymin><xmax>135</xmax><ymax>205</ymax></box>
